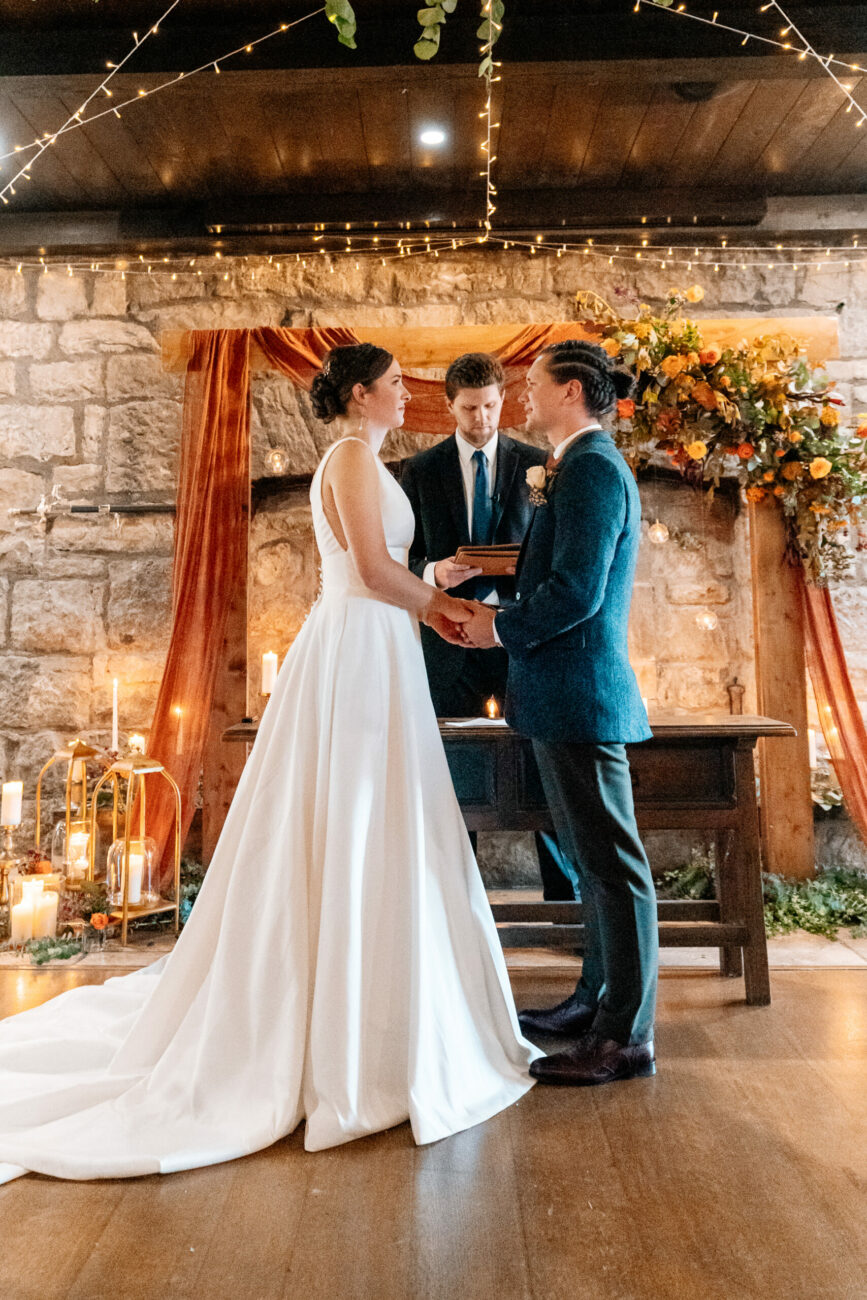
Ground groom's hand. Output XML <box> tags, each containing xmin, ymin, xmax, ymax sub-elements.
<box><xmin>424</xmin><ymin>597</ymin><xmax>477</xmax><ymax>645</ymax></box>
<box><xmin>461</xmin><ymin>603</ymin><xmax>498</xmax><ymax>649</ymax></box>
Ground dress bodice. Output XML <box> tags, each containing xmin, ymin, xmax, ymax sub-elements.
<box><xmin>310</xmin><ymin>437</ymin><xmax>416</xmax><ymax>599</ymax></box>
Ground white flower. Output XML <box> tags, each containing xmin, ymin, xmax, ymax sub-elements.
<box><xmin>526</xmin><ymin>465</ymin><xmax>547</xmax><ymax>490</ymax></box>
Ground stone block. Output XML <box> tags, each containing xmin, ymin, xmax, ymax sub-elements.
<box><xmin>656</xmin><ymin>663</ymin><xmax>731</xmax><ymax>712</ymax></box>
<box><xmin>106</xmin><ymin>558</ymin><xmax>173</xmax><ymax>650</ymax></box>
<box><xmin>82</xmin><ymin>405</ymin><xmax>105</xmax><ymax>460</ymax></box>
<box><xmin>36</xmin><ymin>274</ymin><xmax>88</xmax><ymax>321</ymax></box>
<box><xmin>0</xmin><ymin>577</ymin><xmax>6</xmax><ymax>646</ymax></box>
<box><xmin>251</xmin><ymin>373</ymin><xmax>321</xmax><ymax>478</ymax></box>
<box><xmin>0</xmin><ymin>532</ymin><xmax>42</xmax><ymax>574</ymax></box>
<box><xmin>665</xmin><ymin>580</ymin><xmax>732</xmax><ymax>606</ymax></box>
<box><xmin>0</xmin><ymin>655</ymin><xmax>92</xmax><ymax>728</ymax></box>
<box><xmin>312</xmin><ymin>303</ymin><xmax>463</xmax><ymax>329</ymax></box>
<box><xmin>91</xmin><ymin>276</ymin><xmax>127</xmax><ymax>317</ymax></box>
<box><xmin>105</xmin><ymin>401</ymin><xmax>182</xmax><ymax>492</ymax></box>
<box><xmin>30</xmin><ymin>358</ymin><xmax>104</xmax><ymax>402</ymax></box>
<box><xmin>0</xmin><ymin>321</ymin><xmax>54</xmax><ymax>360</ymax></box>
<box><xmin>106</xmin><ymin>353</ymin><xmax>183</xmax><ymax>403</ymax></box>
<box><xmin>11</xmin><ymin>578</ymin><xmax>105</xmax><ymax>653</ymax></box>
<box><xmin>59</xmin><ymin>320</ymin><xmax>158</xmax><ymax>355</ymax></box>
<box><xmin>133</xmin><ymin>297</ymin><xmax>283</xmax><ymax>332</ymax></box>
<box><xmin>0</xmin><ymin>361</ymin><xmax>15</xmax><ymax>396</ymax></box>
<box><xmin>43</xmin><ymin>554</ymin><xmax>106</xmax><ymax>579</ymax></box>
<box><xmin>50</xmin><ymin>513</ymin><xmax>174</xmax><ymax>554</ymax></box>
<box><xmin>52</xmin><ymin>464</ymin><xmax>102</xmax><ymax>495</ymax></box>
<box><xmin>0</xmin><ymin>405</ymin><xmax>75</xmax><ymax>460</ymax></box>
<box><xmin>798</xmin><ymin>266</ymin><xmax>854</xmax><ymax>311</ymax></box>
<box><xmin>0</xmin><ymin>267</ymin><xmax>28</xmax><ymax>317</ymax></box>
<box><xmin>92</xmin><ymin>651</ymin><xmax>167</xmax><ymax>729</ymax></box>
<box><xmin>466</xmin><ymin>297</ymin><xmax>565</xmax><ymax>326</ymax></box>
<box><xmin>0</xmin><ymin>469</ymin><xmax>45</xmax><ymax>532</ymax></box>
<box><xmin>126</xmin><ymin>274</ymin><xmax>206</xmax><ymax>310</ymax></box>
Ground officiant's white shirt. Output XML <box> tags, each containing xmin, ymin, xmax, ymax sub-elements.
<box><xmin>423</xmin><ymin>430</ymin><xmax>500</xmax><ymax>606</ymax></box>
<box><xmin>491</xmin><ymin>423</ymin><xmax>601</xmax><ymax>646</ymax></box>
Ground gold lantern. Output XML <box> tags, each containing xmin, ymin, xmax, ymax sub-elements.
<box><xmin>89</xmin><ymin>753</ymin><xmax>181</xmax><ymax>945</ymax></box>
<box><xmin>35</xmin><ymin>738</ymin><xmax>99</xmax><ymax>885</ymax></box>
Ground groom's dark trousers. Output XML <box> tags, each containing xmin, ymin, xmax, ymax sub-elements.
<box><xmin>495</xmin><ymin>429</ymin><xmax>658</xmax><ymax>1046</ymax></box>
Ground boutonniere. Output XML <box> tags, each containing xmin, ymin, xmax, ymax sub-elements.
<box><xmin>525</xmin><ymin>461</ymin><xmax>558</xmax><ymax>507</ymax></box>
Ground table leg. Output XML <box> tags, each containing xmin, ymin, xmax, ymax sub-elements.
<box><xmin>714</xmin><ymin>829</ymin><xmax>744</xmax><ymax>979</ymax></box>
<box><xmin>734</xmin><ymin>742</ymin><xmax>771</xmax><ymax>1006</ymax></box>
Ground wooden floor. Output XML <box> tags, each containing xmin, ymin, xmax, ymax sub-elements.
<box><xmin>0</xmin><ymin>968</ymin><xmax>865</xmax><ymax>1300</ymax></box>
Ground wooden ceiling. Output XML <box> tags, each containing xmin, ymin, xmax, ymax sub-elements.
<box><xmin>1</xmin><ymin>1</ymin><xmax>866</xmax><ymax>255</ymax></box>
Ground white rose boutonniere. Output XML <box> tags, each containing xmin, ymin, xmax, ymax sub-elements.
<box><xmin>526</xmin><ymin>461</ymin><xmax>557</xmax><ymax>507</ymax></box>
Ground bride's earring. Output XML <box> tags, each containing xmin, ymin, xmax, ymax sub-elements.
<box><xmin>357</xmin><ymin>412</ymin><xmax>367</xmax><ymax>437</ymax></box>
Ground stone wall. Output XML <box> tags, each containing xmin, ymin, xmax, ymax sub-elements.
<box><xmin>1</xmin><ymin>250</ymin><xmax>866</xmax><ymax>867</ymax></box>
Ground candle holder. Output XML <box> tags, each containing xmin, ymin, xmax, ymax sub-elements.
<box><xmin>89</xmin><ymin>751</ymin><xmax>181</xmax><ymax>946</ymax></box>
<box><xmin>0</xmin><ymin>824</ymin><xmax>17</xmax><ymax>941</ymax></box>
<box><xmin>36</xmin><ymin>738</ymin><xmax>100</xmax><ymax>886</ymax></box>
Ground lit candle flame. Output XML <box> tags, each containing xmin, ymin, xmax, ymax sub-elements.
<box><xmin>485</xmin><ymin>696</ymin><xmax>500</xmax><ymax>719</ymax></box>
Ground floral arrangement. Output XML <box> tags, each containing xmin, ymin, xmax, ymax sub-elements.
<box><xmin>581</xmin><ymin>288</ymin><xmax>867</xmax><ymax>583</ymax></box>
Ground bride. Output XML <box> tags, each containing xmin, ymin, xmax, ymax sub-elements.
<box><xmin>0</xmin><ymin>342</ymin><xmax>539</xmax><ymax>1182</ymax></box>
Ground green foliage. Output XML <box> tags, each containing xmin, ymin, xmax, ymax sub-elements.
<box><xmin>658</xmin><ymin>853</ymin><xmax>867</xmax><ymax>939</ymax></box>
<box><xmin>25</xmin><ymin>935</ymin><xmax>84</xmax><ymax>965</ymax></box>
<box><xmin>179</xmin><ymin>857</ymin><xmax>206</xmax><ymax>925</ymax></box>
<box><xmin>325</xmin><ymin>0</ymin><xmax>357</xmax><ymax>49</ymax></box>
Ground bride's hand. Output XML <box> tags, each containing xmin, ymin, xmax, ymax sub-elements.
<box><xmin>421</xmin><ymin>590</ymin><xmax>476</xmax><ymax>644</ymax></box>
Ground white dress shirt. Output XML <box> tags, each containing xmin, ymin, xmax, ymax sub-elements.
<box><xmin>423</xmin><ymin>430</ymin><xmax>500</xmax><ymax>606</ymax></box>
<box><xmin>491</xmin><ymin>424</ymin><xmax>602</xmax><ymax>646</ymax></box>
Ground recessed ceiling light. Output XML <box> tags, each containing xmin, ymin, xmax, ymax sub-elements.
<box><xmin>419</xmin><ymin>127</ymin><xmax>446</xmax><ymax>146</ymax></box>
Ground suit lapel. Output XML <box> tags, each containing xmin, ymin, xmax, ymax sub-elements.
<box><xmin>439</xmin><ymin>435</ymin><xmax>471</xmax><ymax>546</ymax></box>
<box><xmin>491</xmin><ymin>433</ymin><xmax>518</xmax><ymax>538</ymax></box>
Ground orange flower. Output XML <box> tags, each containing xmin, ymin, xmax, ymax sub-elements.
<box><xmin>762</xmin><ymin>470</ymin><xmax>776</xmax><ymax>482</ymax></box>
<box><xmin>691</xmin><ymin>381</ymin><xmax>718</xmax><ymax>411</ymax></box>
<box><xmin>809</xmin><ymin>457</ymin><xmax>833</xmax><ymax>479</ymax></box>
<box><xmin>773</xmin><ymin>485</ymin><xmax>785</xmax><ymax>497</ymax></box>
<box><xmin>855</xmin><ymin>415</ymin><xmax>867</xmax><ymax>439</ymax></box>
<box><xmin>90</xmin><ymin>913</ymin><xmax>110</xmax><ymax>931</ymax></box>
<box><xmin>724</xmin><ymin>446</ymin><xmax>740</xmax><ymax>456</ymax></box>
<box><xmin>782</xmin><ymin>462</ymin><xmax>803</xmax><ymax>481</ymax></box>
<box><xmin>699</xmin><ymin>347</ymin><xmax>721</xmax><ymax>366</ymax></box>
<box><xmin>737</xmin><ymin>442</ymin><xmax>755</xmax><ymax>460</ymax></box>
<box><xmin>809</xmin><ymin>503</ymin><xmax>830</xmax><ymax>514</ymax></box>
<box><xmin>787</xmin><ymin>431</ymin><xmax>804</xmax><ymax>443</ymax></box>
<box><xmin>685</xmin><ymin>351</ymin><xmax>701</xmax><ymax>368</ymax></box>
<box><xmin>617</xmin><ymin>398</ymin><xmax>635</xmax><ymax>418</ymax></box>
<box><xmin>601</xmin><ymin>337</ymin><xmax>621</xmax><ymax>357</ymax></box>
<box><xmin>774</xmin><ymin>448</ymin><xmax>787</xmax><ymax>458</ymax></box>
<box><xmin>660</xmin><ymin>354</ymin><xmax>686</xmax><ymax>379</ymax></box>
<box><xmin>745</xmin><ymin>486</ymin><xmax>767</xmax><ymax>503</ymax></box>
<box><xmin>686</xmin><ymin>440</ymin><xmax>708</xmax><ymax>460</ymax></box>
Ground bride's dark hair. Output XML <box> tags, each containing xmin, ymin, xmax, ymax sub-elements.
<box><xmin>310</xmin><ymin>343</ymin><xmax>394</xmax><ymax>424</ymax></box>
<box><xmin>540</xmin><ymin>340</ymin><xmax>633</xmax><ymax>418</ymax></box>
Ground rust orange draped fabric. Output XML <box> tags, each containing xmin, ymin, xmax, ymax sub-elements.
<box><xmin>147</xmin><ymin>330</ymin><xmax>251</xmax><ymax>885</ymax></box>
<box><xmin>801</xmin><ymin>572</ymin><xmax>867</xmax><ymax>848</ymax></box>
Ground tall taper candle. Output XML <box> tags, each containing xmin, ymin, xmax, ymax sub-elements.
<box><xmin>112</xmin><ymin>677</ymin><xmax>119</xmax><ymax>752</ymax></box>
<box><xmin>262</xmin><ymin>652</ymin><xmax>278</xmax><ymax>696</ymax></box>
<box><xmin>1</xmin><ymin>781</ymin><xmax>22</xmax><ymax>826</ymax></box>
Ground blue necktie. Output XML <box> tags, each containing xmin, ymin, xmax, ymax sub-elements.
<box><xmin>471</xmin><ymin>449</ymin><xmax>496</xmax><ymax>601</ymax></box>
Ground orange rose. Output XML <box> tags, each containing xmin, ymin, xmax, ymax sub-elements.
<box><xmin>601</xmin><ymin>337</ymin><xmax>621</xmax><ymax>357</ymax></box>
<box><xmin>699</xmin><ymin>347</ymin><xmax>721</xmax><ymax>366</ymax></box>
<box><xmin>90</xmin><ymin>913</ymin><xmax>110</xmax><ymax>931</ymax></box>
<box><xmin>809</xmin><ymin>457</ymin><xmax>832</xmax><ymax>479</ymax></box>
<box><xmin>691</xmin><ymin>381</ymin><xmax>718</xmax><ymax>411</ymax></box>
<box><xmin>617</xmin><ymin>398</ymin><xmax>635</xmax><ymax>419</ymax></box>
<box><xmin>762</xmin><ymin>470</ymin><xmax>776</xmax><ymax>482</ymax></box>
<box><xmin>737</xmin><ymin>442</ymin><xmax>755</xmax><ymax>460</ymax></box>
<box><xmin>745</xmin><ymin>486</ymin><xmax>767</xmax><ymax>503</ymax></box>
<box><xmin>782</xmin><ymin>462</ymin><xmax>803</xmax><ymax>481</ymax></box>
<box><xmin>660</xmin><ymin>354</ymin><xmax>686</xmax><ymax>380</ymax></box>
<box><xmin>773</xmin><ymin>486</ymin><xmax>785</xmax><ymax>497</ymax></box>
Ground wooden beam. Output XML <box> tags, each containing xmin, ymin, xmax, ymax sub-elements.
<box><xmin>749</xmin><ymin>501</ymin><xmax>815</xmax><ymax>879</ymax></box>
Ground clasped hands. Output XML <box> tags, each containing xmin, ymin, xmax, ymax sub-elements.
<box><xmin>423</xmin><ymin>594</ymin><xmax>498</xmax><ymax>649</ymax></box>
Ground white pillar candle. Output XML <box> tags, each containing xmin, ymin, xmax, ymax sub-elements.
<box><xmin>808</xmin><ymin>728</ymin><xmax>818</xmax><ymax>770</ymax></box>
<box><xmin>10</xmin><ymin>898</ymin><xmax>33</xmax><ymax>947</ymax></box>
<box><xmin>112</xmin><ymin>677</ymin><xmax>119</xmax><ymax>752</ymax></box>
<box><xmin>126</xmin><ymin>849</ymin><xmax>144</xmax><ymax>905</ymax></box>
<box><xmin>1</xmin><ymin>781</ymin><xmax>23</xmax><ymax>826</ymax></box>
<box><xmin>32</xmin><ymin>891</ymin><xmax>58</xmax><ymax>940</ymax></box>
<box><xmin>67</xmin><ymin>830</ymin><xmax>90</xmax><ymax>880</ymax></box>
<box><xmin>262</xmin><ymin>652</ymin><xmax>278</xmax><ymax>696</ymax></box>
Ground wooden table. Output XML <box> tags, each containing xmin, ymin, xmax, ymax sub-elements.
<box><xmin>223</xmin><ymin>714</ymin><xmax>794</xmax><ymax>1006</ymax></box>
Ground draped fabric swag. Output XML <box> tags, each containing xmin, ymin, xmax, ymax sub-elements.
<box><xmin>149</xmin><ymin>323</ymin><xmax>867</xmax><ymax>881</ymax></box>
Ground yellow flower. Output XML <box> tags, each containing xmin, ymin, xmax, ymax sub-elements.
<box><xmin>601</xmin><ymin>337</ymin><xmax>621</xmax><ymax>357</ymax></box>
<box><xmin>633</xmin><ymin>322</ymin><xmax>652</xmax><ymax>342</ymax></box>
<box><xmin>686</xmin><ymin>284</ymin><xmax>705</xmax><ymax>303</ymax></box>
<box><xmin>660</xmin><ymin>354</ymin><xmax>686</xmax><ymax>379</ymax></box>
<box><xmin>819</xmin><ymin>405</ymin><xmax>839</xmax><ymax>428</ymax></box>
<box><xmin>787</xmin><ymin>431</ymin><xmax>804</xmax><ymax>444</ymax></box>
<box><xmin>686</xmin><ymin>440</ymin><xmax>708</xmax><ymax>460</ymax></box>
<box><xmin>809</xmin><ymin>457</ymin><xmax>832</xmax><ymax>479</ymax></box>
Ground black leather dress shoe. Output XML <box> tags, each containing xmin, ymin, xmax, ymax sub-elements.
<box><xmin>518</xmin><ymin>994</ymin><xmax>597</xmax><ymax>1038</ymax></box>
<box><xmin>529</xmin><ymin>1032</ymin><xmax>656</xmax><ymax>1086</ymax></box>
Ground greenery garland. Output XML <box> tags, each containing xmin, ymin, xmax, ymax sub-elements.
<box><xmin>581</xmin><ymin>288</ymin><xmax>867</xmax><ymax>583</ymax></box>
<box><xmin>324</xmin><ymin>1</ymin><xmax>505</xmax><ymax>66</ymax></box>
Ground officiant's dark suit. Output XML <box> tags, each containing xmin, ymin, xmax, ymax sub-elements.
<box><xmin>401</xmin><ymin>428</ymin><xmax>578</xmax><ymax>902</ymax></box>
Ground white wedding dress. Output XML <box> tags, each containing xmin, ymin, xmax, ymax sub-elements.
<box><xmin>0</xmin><ymin>437</ymin><xmax>539</xmax><ymax>1183</ymax></box>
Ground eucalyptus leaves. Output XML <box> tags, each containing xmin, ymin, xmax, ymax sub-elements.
<box><xmin>323</xmin><ymin>0</ymin><xmax>506</xmax><ymax>68</ymax></box>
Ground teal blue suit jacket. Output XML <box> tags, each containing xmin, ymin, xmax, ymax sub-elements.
<box><xmin>495</xmin><ymin>429</ymin><xmax>652</xmax><ymax>744</ymax></box>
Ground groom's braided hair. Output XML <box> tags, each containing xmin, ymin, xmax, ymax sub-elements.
<box><xmin>311</xmin><ymin>343</ymin><xmax>393</xmax><ymax>423</ymax></box>
<box><xmin>540</xmin><ymin>340</ymin><xmax>633</xmax><ymax>418</ymax></box>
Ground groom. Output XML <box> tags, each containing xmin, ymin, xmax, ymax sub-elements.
<box><xmin>460</xmin><ymin>340</ymin><xmax>658</xmax><ymax>1086</ymax></box>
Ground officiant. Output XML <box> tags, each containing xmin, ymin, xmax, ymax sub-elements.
<box><xmin>400</xmin><ymin>352</ymin><xmax>578</xmax><ymax>901</ymax></box>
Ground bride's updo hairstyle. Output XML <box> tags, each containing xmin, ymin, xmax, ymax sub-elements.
<box><xmin>540</xmin><ymin>340</ymin><xmax>634</xmax><ymax>419</ymax></box>
<box><xmin>310</xmin><ymin>343</ymin><xmax>394</xmax><ymax>424</ymax></box>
